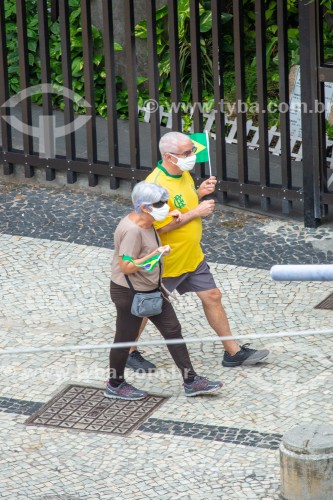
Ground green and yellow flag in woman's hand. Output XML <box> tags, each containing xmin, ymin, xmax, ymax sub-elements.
<box><xmin>122</xmin><ymin>253</ymin><xmax>163</xmax><ymax>272</ymax></box>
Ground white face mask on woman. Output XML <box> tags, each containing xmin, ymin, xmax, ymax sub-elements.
<box><xmin>169</xmin><ymin>153</ymin><xmax>197</xmax><ymax>171</ymax></box>
<box><xmin>149</xmin><ymin>203</ymin><xmax>170</xmax><ymax>221</ymax></box>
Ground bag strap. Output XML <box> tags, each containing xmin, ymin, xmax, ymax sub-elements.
<box><xmin>124</xmin><ymin>273</ymin><xmax>136</xmax><ymax>292</ymax></box>
<box><xmin>153</xmin><ymin>228</ymin><xmax>162</xmax><ymax>288</ymax></box>
<box><xmin>124</xmin><ymin>227</ymin><xmax>162</xmax><ymax>292</ymax></box>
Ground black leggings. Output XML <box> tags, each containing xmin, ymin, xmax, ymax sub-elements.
<box><xmin>109</xmin><ymin>281</ymin><xmax>197</xmax><ymax>384</ymax></box>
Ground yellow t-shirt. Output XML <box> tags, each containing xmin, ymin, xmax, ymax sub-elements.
<box><xmin>145</xmin><ymin>162</ymin><xmax>204</xmax><ymax>277</ymax></box>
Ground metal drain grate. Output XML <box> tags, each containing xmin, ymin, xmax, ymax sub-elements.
<box><xmin>25</xmin><ymin>384</ymin><xmax>168</xmax><ymax>436</ymax></box>
<box><xmin>315</xmin><ymin>292</ymin><xmax>333</xmax><ymax>310</ymax></box>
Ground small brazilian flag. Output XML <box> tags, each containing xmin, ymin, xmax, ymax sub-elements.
<box><xmin>189</xmin><ymin>132</ymin><xmax>210</xmax><ymax>163</ymax></box>
<box><xmin>122</xmin><ymin>254</ymin><xmax>162</xmax><ymax>272</ymax></box>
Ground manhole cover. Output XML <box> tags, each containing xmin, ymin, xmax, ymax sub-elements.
<box><xmin>315</xmin><ymin>292</ymin><xmax>333</xmax><ymax>310</ymax></box>
<box><xmin>25</xmin><ymin>384</ymin><xmax>168</xmax><ymax>436</ymax></box>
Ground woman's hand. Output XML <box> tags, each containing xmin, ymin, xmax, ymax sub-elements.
<box><xmin>156</xmin><ymin>245</ymin><xmax>171</xmax><ymax>256</ymax></box>
<box><xmin>169</xmin><ymin>209</ymin><xmax>183</xmax><ymax>222</ymax></box>
<box><xmin>119</xmin><ymin>244</ymin><xmax>171</xmax><ymax>273</ymax></box>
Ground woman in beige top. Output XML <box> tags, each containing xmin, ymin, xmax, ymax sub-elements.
<box><xmin>105</xmin><ymin>181</ymin><xmax>222</xmax><ymax>400</ymax></box>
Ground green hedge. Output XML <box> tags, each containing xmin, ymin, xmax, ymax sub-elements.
<box><xmin>4</xmin><ymin>0</ymin><xmax>333</xmax><ymax>130</ymax></box>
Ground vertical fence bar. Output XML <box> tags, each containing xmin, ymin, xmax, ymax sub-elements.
<box><xmin>233</xmin><ymin>0</ymin><xmax>249</xmax><ymax>207</ymax></box>
<box><xmin>211</xmin><ymin>0</ymin><xmax>227</xmax><ymax>202</ymax></box>
<box><xmin>316</xmin><ymin>2</ymin><xmax>329</xmax><ymax>216</ymax></box>
<box><xmin>81</xmin><ymin>0</ymin><xmax>98</xmax><ymax>187</ymax></box>
<box><xmin>124</xmin><ymin>0</ymin><xmax>140</xmax><ymax>177</ymax></box>
<box><xmin>38</xmin><ymin>0</ymin><xmax>55</xmax><ymax>181</ymax></box>
<box><xmin>59</xmin><ymin>0</ymin><xmax>76</xmax><ymax>184</ymax></box>
<box><xmin>299</xmin><ymin>0</ymin><xmax>321</xmax><ymax>227</ymax></box>
<box><xmin>102</xmin><ymin>0</ymin><xmax>119</xmax><ymax>190</ymax></box>
<box><xmin>0</xmin><ymin>0</ymin><xmax>13</xmax><ymax>174</ymax></box>
<box><xmin>146</xmin><ymin>0</ymin><xmax>161</xmax><ymax>168</ymax></box>
<box><xmin>255</xmin><ymin>0</ymin><xmax>270</xmax><ymax>211</ymax></box>
<box><xmin>50</xmin><ymin>0</ymin><xmax>59</xmax><ymax>22</ymax></box>
<box><xmin>277</xmin><ymin>0</ymin><xmax>292</xmax><ymax>214</ymax></box>
<box><xmin>190</xmin><ymin>0</ymin><xmax>204</xmax><ymax>180</ymax></box>
<box><xmin>16</xmin><ymin>0</ymin><xmax>34</xmax><ymax>178</ymax></box>
<box><xmin>168</xmin><ymin>0</ymin><xmax>182</xmax><ymax>132</ymax></box>
<box><xmin>313</xmin><ymin>3</ymin><xmax>324</xmax><ymax>221</ymax></box>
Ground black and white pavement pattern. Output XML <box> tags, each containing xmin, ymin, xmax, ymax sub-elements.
<box><xmin>0</xmin><ymin>181</ymin><xmax>332</xmax><ymax>499</ymax></box>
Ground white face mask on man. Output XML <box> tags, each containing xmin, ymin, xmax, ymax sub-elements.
<box><xmin>149</xmin><ymin>203</ymin><xmax>170</xmax><ymax>221</ymax></box>
<box><xmin>169</xmin><ymin>153</ymin><xmax>197</xmax><ymax>171</ymax></box>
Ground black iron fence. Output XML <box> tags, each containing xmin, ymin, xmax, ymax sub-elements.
<box><xmin>0</xmin><ymin>0</ymin><xmax>332</xmax><ymax>227</ymax></box>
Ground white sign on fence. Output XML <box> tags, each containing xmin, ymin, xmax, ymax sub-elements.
<box><xmin>289</xmin><ymin>65</ymin><xmax>333</xmax><ymax>141</ymax></box>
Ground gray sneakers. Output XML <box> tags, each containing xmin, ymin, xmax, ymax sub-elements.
<box><xmin>104</xmin><ymin>376</ymin><xmax>222</xmax><ymax>400</ymax></box>
<box><xmin>222</xmin><ymin>344</ymin><xmax>270</xmax><ymax>367</ymax></box>
<box><xmin>126</xmin><ymin>351</ymin><xmax>156</xmax><ymax>373</ymax></box>
<box><xmin>183</xmin><ymin>376</ymin><xmax>223</xmax><ymax>397</ymax></box>
<box><xmin>104</xmin><ymin>381</ymin><xmax>147</xmax><ymax>400</ymax></box>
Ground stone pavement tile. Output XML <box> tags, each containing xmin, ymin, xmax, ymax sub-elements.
<box><xmin>0</xmin><ymin>234</ymin><xmax>333</xmax><ymax>436</ymax></box>
<box><xmin>0</xmin><ymin>413</ymin><xmax>280</xmax><ymax>499</ymax></box>
<box><xmin>0</xmin><ymin>200</ymin><xmax>332</xmax><ymax>498</ymax></box>
<box><xmin>0</xmin><ymin>182</ymin><xmax>332</xmax><ymax>269</ymax></box>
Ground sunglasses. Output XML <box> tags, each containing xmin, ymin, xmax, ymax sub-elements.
<box><xmin>151</xmin><ymin>200</ymin><xmax>167</xmax><ymax>208</ymax></box>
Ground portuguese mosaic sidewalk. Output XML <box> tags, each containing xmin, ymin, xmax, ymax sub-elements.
<box><xmin>0</xmin><ymin>181</ymin><xmax>333</xmax><ymax>499</ymax></box>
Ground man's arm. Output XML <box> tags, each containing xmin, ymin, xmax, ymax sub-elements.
<box><xmin>158</xmin><ymin>199</ymin><xmax>215</xmax><ymax>234</ymax></box>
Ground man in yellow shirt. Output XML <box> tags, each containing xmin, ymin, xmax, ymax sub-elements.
<box><xmin>126</xmin><ymin>131</ymin><xmax>269</xmax><ymax>371</ymax></box>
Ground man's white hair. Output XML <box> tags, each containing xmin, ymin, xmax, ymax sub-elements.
<box><xmin>159</xmin><ymin>131</ymin><xmax>190</xmax><ymax>155</ymax></box>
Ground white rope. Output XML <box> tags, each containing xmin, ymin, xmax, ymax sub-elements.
<box><xmin>0</xmin><ymin>328</ymin><xmax>332</xmax><ymax>356</ymax></box>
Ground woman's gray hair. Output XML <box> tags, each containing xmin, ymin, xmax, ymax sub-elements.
<box><xmin>159</xmin><ymin>131</ymin><xmax>189</xmax><ymax>155</ymax></box>
<box><xmin>131</xmin><ymin>181</ymin><xmax>169</xmax><ymax>213</ymax></box>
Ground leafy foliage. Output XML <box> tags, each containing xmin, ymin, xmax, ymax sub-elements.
<box><xmin>4</xmin><ymin>0</ymin><xmax>122</xmax><ymax>115</ymax></box>
<box><xmin>3</xmin><ymin>0</ymin><xmax>333</xmax><ymax>131</ymax></box>
<box><xmin>135</xmin><ymin>0</ymin><xmax>232</xmax><ymax>114</ymax></box>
